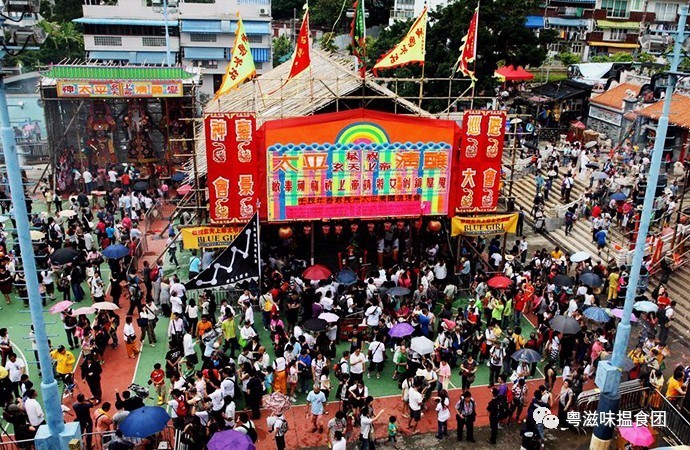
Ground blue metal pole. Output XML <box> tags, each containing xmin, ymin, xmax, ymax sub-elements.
<box><xmin>0</xmin><ymin>73</ymin><xmax>65</xmax><ymax>447</ymax></box>
<box><xmin>163</xmin><ymin>0</ymin><xmax>172</xmax><ymax>67</ymax></box>
<box><xmin>591</xmin><ymin>6</ymin><xmax>688</xmax><ymax>448</ymax></box>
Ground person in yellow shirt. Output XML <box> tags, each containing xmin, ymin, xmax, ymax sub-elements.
<box><xmin>628</xmin><ymin>347</ymin><xmax>645</xmax><ymax>365</ymax></box>
<box><xmin>665</xmin><ymin>370</ymin><xmax>686</xmax><ymax>406</ymax></box>
<box><xmin>608</xmin><ymin>268</ymin><xmax>620</xmax><ymax>301</ymax></box>
<box><xmin>50</xmin><ymin>345</ymin><xmax>76</xmax><ymax>379</ymax></box>
<box><xmin>550</xmin><ymin>246</ymin><xmax>564</xmax><ymax>261</ymax></box>
<box><xmin>512</xmin><ymin>327</ymin><xmax>526</xmax><ymax>350</ymax></box>
<box><xmin>222</xmin><ymin>310</ymin><xmax>238</xmax><ymax>358</ymax></box>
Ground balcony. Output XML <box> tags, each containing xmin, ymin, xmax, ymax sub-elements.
<box><xmin>592</xmin><ymin>9</ymin><xmax>646</xmax><ymax>21</ymax></box>
<box><xmin>587</xmin><ymin>31</ymin><xmax>639</xmax><ymax>43</ymax></box>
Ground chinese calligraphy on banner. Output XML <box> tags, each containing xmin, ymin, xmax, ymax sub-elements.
<box><xmin>56</xmin><ymin>81</ymin><xmax>182</xmax><ymax>98</ymax></box>
<box><xmin>204</xmin><ymin>113</ymin><xmax>258</xmax><ymax>223</ymax></box>
<box><xmin>264</xmin><ymin>109</ymin><xmax>457</xmax><ymax>222</ymax></box>
<box><xmin>455</xmin><ymin>110</ymin><xmax>506</xmax><ymax>212</ymax></box>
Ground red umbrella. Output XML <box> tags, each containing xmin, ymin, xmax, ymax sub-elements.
<box><xmin>177</xmin><ymin>184</ymin><xmax>192</xmax><ymax>196</ymax></box>
<box><xmin>302</xmin><ymin>264</ymin><xmax>332</xmax><ymax>281</ymax></box>
<box><xmin>487</xmin><ymin>276</ymin><xmax>513</xmax><ymax>289</ymax></box>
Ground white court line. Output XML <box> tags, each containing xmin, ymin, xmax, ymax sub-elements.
<box><xmin>10</xmin><ymin>340</ymin><xmax>30</xmax><ymax>377</ymax></box>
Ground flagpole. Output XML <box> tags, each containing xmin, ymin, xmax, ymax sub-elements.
<box><xmin>418</xmin><ymin>64</ymin><xmax>425</xmax><ymax>109</ymax></box>
<box><xmin>470</xmin><ymin>1</ymin><xmax>480</xmax><ymax>109</ymax></box>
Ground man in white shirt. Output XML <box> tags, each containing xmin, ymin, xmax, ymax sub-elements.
<box><xmin>170</xmin><ymin>295</ymin><xmax>183</xmax><ymax>315</ymax></box>
<box><xmin>407</xmin><ymin>383</ymin><xmax>423</xmax><ymax>433</ymax></box>
<box><xmin>349</xmin><ymin>348</ymin><xmax>366</xmax><ymax>384</ymax></box>
<box><xmin>365</xmin><ymin>301</ymin><xmax>382</xmax><ymax>327</ymax></box>
<box><xmin>24</xmin><ymin>389</ymin><xmax>45</xmax><ymax>426</ymax></box>
<box><xmin>5</xmin><ymin>353</ymin><xmax>25</xmax><ymax>396</ymax></box>
<box><xmin>367</xmin><ymin>338</ymin><xmax>385</xmax><ymax>379</ymax></box>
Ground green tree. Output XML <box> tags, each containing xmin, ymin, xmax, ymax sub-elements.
<box><xmin>635</xmin><ymin>52</ymin><xmax>655</xmax><ymax>63</ymax></box>
<box><xmin>557</xmin><ymin>51</ymin><xmax>581</xmax><ymax>66</ymax></box>
<box><xmin>320</xmin><ymin>32</ymin><xmax>339</xmax><ymax>52</ymax></box>
<box><xmin>6</xmin><ymin>21</ymin><xmax>84</xmax><ymax>71</ymax></box>
<box><xmin>272</xmin><ymin>0</ymin><xmax>304</xmax><ymax>21</ymax></box>
<box><xmin>589</xmin><ymin>55</ymin><xmax>613</xmax><ymax>62</ymax></box>
<box><xmin>272</xmin><ymin>35</ymin><xmax>292</xmax><ymax>66</ymax></box>
<box><xmin>41</xmin><ymin>0</ymin><xmax>83</xmax><ymax>23</ymax></box>
<box><xmin>311</xmin><ymin>0</ymin><xmax>349</xmax><ymax>29</ymax></box>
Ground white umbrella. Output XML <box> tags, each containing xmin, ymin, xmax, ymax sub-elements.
<box><xmin>72</xmin><ymin>306</ymin><xmax>96</xmax><ymax>315</ymax></box>
<box><xmin>570</xmin><ymin>251</ymin><xmax>592</xmax><ymax>263</ymax></box>
<box><xmin>585</xmin><ymin>141</ymin><xmax>598</xmax><ymax>148</ymax></box>
<box><xmin>615</xmin><ymin>178</ymin><xmax>634</xmax><ymax>187</ymax></box>
<box><xmin>30</xmin><ymin>230</ymin><xmax>45</xmax><ymax>241</ymax></box>
<box><xmin>92</xmin><ymin>302</ymin><xmax>119</xmax><ymax>311</ymax></box>
<box><xmin>410</xmin><ymin>336</ymin><xmax>435</xmax><ymax>355</ymax></box>
<box><xmin>318</xmin><ymin>312</ymin><xmax>340</xmax><ymax>323</ymax></box>
<box><xmin>633</xmin><ymin>301</ymin><xmax>658</xmax><ymax>313</ymax></box>
<box><xmin>58</xmin><ymin>210</ymin><xmax>77</xmax><ymax>218</ymax></box>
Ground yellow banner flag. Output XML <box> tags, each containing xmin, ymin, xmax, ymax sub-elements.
<box><xmin>451</xmin><ymin>214</ymin><xmax>519</xmax><ymax>237</ymax></box>
<box><xmin>214</xmin><ymin>15</ymin><xmax>256</xmax><ymax>99</ymax></box>
<box><xmin>372</xmin><ymin>7</ymin><xmax>427</xmax><ymax>76</ymax></box>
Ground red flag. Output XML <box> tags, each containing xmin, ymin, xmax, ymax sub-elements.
<box><xmin>456</xmin><ymin>6</ymin><xmax>478</xmax><ymax>82</ymax></box>
<box><xmin>287</xmin><ymin>9</ymin><xmax>311</xmax><ymax>80</ymax></box>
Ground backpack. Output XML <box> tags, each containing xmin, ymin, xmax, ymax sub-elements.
<box><xmin>240</xmin><ymin>422</ymin><xmax>258</xmax><ymax>443</ymax></box>
<box><xmin>175</xmin><ymin>395</ymin><xmax>188</xmax><ymax>417</ymax></box>
<box><xmin>149</xmin><ymin>266</ymin><xmax>160</xmax><ymax>282</ymax></box>
<box><xmin>496</xmin><ymin>396</ymin><xmax>510</xmax><ymax>420</ymax></box>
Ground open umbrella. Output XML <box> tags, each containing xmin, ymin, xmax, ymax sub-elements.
<box><xmin>132</xmin><ymin>180</ymin><xmax>149</xmax><ymax>192</ymax></box>
<box><xmin>610</xmin><ymin>192</ymin><xmax>627</xmax><ymax>202</ymax></box>
<box><xmin>58</xmin><ymin>210</ymin><xmax>77</xmax><ymax>218</ymax></box>
<box><xmin>585</xmin><ymin>162</ymin><xmax>600</xmax><ymax>169</ymax></box>
<box><xmin>30</xmin><ymin>230</ymin><xmax>45</xmax><ymax>241</ymax></box>
<box><xmin>93</xmin><ymin>302</ymin><xmax>120</xmax><ymax>311</ymax></box>
<box><xmin>318</xmin><ymin>312</ymin><xmax>340</xmax><ymax>323</ymax></box>
<box><xmin>488</xmin><ymin>276</ymin><xmax>513</xmax><ymax>289</ymax></box>
<box><xmin>549</xmin><ymin>315</ymin><xmax>581</xmax><ymax>334</ymax></box>
<box><xmin>511</xmin><ymin>349</ymin><xmax>542</xmax><ymax>364</ymax></box>
<box><xmin>610</xmin><ymin>308</ymin><xmax>638</xmax><ymax>322</ymax></box>
<box><xmin>410</xmin><ymin>336</ymin><xmax>435</xmax><ymax>355</ymax></box>
<box><xmin>593</xmin><ymin>171</ymin><xmax>609</xmax><ymax>180</ymax></box>
<box><xmin>262</xmin><ymin>392</ymin><xmax>292</xmax><ymax>415</ymax></box>
<box><xmin>633</xmin><ymin>301</ymin><xmax>658</xmax><ymax>313</ymax></box>
<box><xmin>389</xmin><ymin>322</ymin><xmax>415</xmax><ymax>338</ymax></box>
<box><xmin>585</xmin><ymin>140</ymin><xmax>598</xmax><ymax>149</ymax></box>
<box><xmin>388</xmin><ymin>286</ymin><xmax>411</xmax><ymax>297</ymax></box>
<box><xmin>580</xmin><ymin>272</ymin><xmax>603</xmax><ymax>287</ymax></box>
<box><xmin>553</xmin><ymin>274</ymin><xmax>574</xmax><ymax>287</ymax></box>
<box><xmin>102</xmin><ymin>244</ymin><xmax>130</xmax><ymax>259</ymax></box>
<box><xmin>570</xmin><ymin>251</ymin><xmax>591</xmax><ymax>263</ymax></box>
<box><xmin>600</xmin><ymin>353</ymin><xmax>636</xmax><ymax>372</ymax></box>
<box><xmin>619</xmin><ymin>424</ymin><xmax>654</xmax><ymax>447</ymax></box>
<box><xmin>72</xmin><ymin>306</ymin><xmax>96</xmax><ymax>316</ymax></box>
<box><xmin>207</xmin><ymin>429</ymin><xmax>255</xmax><ymax>450</ymax></box>
<box><xmin>442</xmin><ymin>318</ymin><xmax>457</xmax><ymax>329</ymax></box>
<box><xmin>119</xmin><ymin>406</ymin><xmax>170</xmax><ymax>438</ymax></box>
<box><xmin>583</xmin><ymin>306</ymin><xmax>612</xmax><ymax>323</ymax></box>
<box><xmin>49</xmin><ymin>248</ymin><xmax>80</xmax><ymax>265</ymax></box>
<box><xmin>49</xmin><ymin>300</ymin><xmax>73</xmax><ymax>314</ymax></box>
<box><xmin>615</xmin><ymin>178</ymin><xmax>634</xmax><ymax>187</ymax></box>
<box><xmin>335</xmin><ymin>268</ymin><xmax>358</xmax><ymax>286</ymax></box>
<box><xmin>176</xmin><ymin>184</ymin><xmax>193</xmax><ymax>196</ymax></box>
<box><xmin>303</xmin><ymin>318</ymin><xmax>328</xmax><ymax>332</ymax></box>
<box><xmin>302</xmin><ymin>264</ymin><xmax>332</xmax><ymax>281</ymax></box>
<box><xmin>171</xmin><ymin>171</ymin><xmax>187</xmax><ymax>182</ymax></box>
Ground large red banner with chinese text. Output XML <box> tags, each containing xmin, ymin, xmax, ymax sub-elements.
<box><xmin>204</xmin><ymin>113</ymin><xmax>259</xmax><ymax>223</ymax></box>
<box><xmin>450</xmin><ymin>110</ymin><xmax>506</xmax><ymax>213</ymax></box>
<box><xmin>263</xmin><ymin>109</ymin><xmax>458</xmax><ymax>222</ymax></box>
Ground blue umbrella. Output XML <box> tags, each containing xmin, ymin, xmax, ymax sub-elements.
<box><xmin>102</xmin><ymin>243</ymin><xmax>130</xmax><ymax>259</ymax></box>
<box><xmin>511</xmin><ymin>348</ymin><xmax>542</xmax><ymax>363</ymax></box>
<box><xmin>119</xmin><ymin>406</ymin><xmax>170</xmax><ymax>438</ymax></box>
<box><xmin>335</xmin><ymin>268</ymin><xmax>358</xmax><ymax>286</ymax></box>
<box><xmin>610</xmin><ymin>192</ymin><xmax>627</xmax><ymax>201</ymax></box>
<box><xmin>207</xmin><ymin>429</ymin><xmax>255</xmax><ymax>450</ymax></box>
<box><xmin>171</xmin><ymin>171</ymin><xmax>187</xmax><ymax>182</ymax></box>
<box><xmin>583</xmin><ymin>306</ymin><xmax>612</xmax><ymax>323</ymax></box>
<box><xmin>633</xmin><ymin>301</ymin><xmax>658</xmax><ymax>313</ymax></box>
<box><xmin>388</xmin><ymin>286</ymin><xmax>411</xmax><ymax>297</ymax></box>
<box><xmin>580</xmin><ymin>272</ymin><xmax>603</xmax><ymax>287</ymax></box>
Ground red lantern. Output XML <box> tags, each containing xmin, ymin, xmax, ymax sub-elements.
<box><xmin>303</xmin><ymin>225</ymin><xmax>312</xmax><ymax>235</ymax></box>
<box><xmin>350</xmin><ymin>223</ymin><xmax>359</xmax><ymax>233</ymax></box>
<box><xmin>367</xmin><ymin>223</ymin><xmax>376</xmax><ymax>232</ymax></box>
<box><xmin>278</xmin><ymin>226</ymin><xmax>293</xmax><ymax>239</ymax></box>
<box><xmin>384</xmin><ymin>221</ymin><xmax>392</xmax><ymax>231</ymax></box>
<box><xmin>396</xmin><ymin>221</ymin><xmax>405</xmax><ymax>230</ymax></box>
<box><xmin>335</xmin><ymin>224</ymin><xmax>343</xmax><ymax>235</ymax></box>
<box><xmin>427</xmin><ymin>220</ymin><xmax>442</xmax><ymax>232</ymax></box>
<box><xmin>322</xmin><ymin>224</ymin><xmax>331</xmax><ymax>235</ymax></box>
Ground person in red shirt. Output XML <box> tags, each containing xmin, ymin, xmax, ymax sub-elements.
<box><xmin>514</xmin><ymin>289</ymin><xmax>526</xmax><ymax>325</ymax></box>
<box><xmin>591</xmin><ymin>204</ymin><xmax>602</xmax><ymax>218</ymax></box>
<box><xmin>121</xmin><ymin>172</ymin><xmax>131</xmax><ymax>192</ymax></box>
<box><xmin>149</xmin><ymin>363</ymin><xmax>166</xmax><ymax>405</ymax></box>
<box><xmin>657</xmin><ymin>287</ymin><xmax>671</xmax><ymax>309</ymax></box>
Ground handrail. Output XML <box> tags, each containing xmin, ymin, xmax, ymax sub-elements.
<box><xmin>653</xmin><ymin>388</ymin><xmax>690</xmax><ymax>445</ymax></box>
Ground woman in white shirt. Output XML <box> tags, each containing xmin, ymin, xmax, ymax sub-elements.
<box><xmin>123</xmin><ymin>316</ymin><xmax>139</xmax><ymax>358</ymax></box>
<box><xmin>435</xmin><ymin>390</ymin><xmax>451</xmax><ymax>439</ymax></box>
<box><xmin>185</xmin><ymin>299</ymin><xmax>199</xmax><ymax>336</ymax></box>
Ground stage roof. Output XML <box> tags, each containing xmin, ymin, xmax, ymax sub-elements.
<box><xmin>41</xmin><ymin>64</ymin><xmax>200</xmax><ymax>84</ymax></box>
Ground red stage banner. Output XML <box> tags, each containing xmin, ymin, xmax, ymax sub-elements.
<box><xmin>204</xmin><ymin>113</ymin><xmax>259</xmax><ymax>223</ymax></box>
<box><xmin>452</xmin><ymin>110</ymin><xmax>506</xmax><ymax>213</ymax></box>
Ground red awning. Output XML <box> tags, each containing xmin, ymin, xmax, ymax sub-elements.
<box><xmin>494</xmin><ymin>65</ymin><xmax>535</xmax><ymax>81</ymax></box>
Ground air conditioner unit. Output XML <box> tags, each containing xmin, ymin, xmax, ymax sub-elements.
<box><xmin>259</xmin><ymin>8</ymin><xmax>269</xmax><ymax>16</ymax></box>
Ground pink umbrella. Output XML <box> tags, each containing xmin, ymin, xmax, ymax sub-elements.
<box><xmin>619</xmin><ymin>424</ymin><xmax>654</xmax><ymax>447</ymax></box>
<box><xmin>442</xmin><ymin>318</ymin><xmax>457</xmax><ymax>329</ymax></box>
<box><xmin>72</xmin><ymin>306</ymin><xmax>96</xmax><ymax>316</ymax></box>
<box><xmin>176</xmin><ymin>184</ymin><xmax>192</xmax><ymax>196</ymax></box>
<box><xmin>611</xmin><ymin>308</ymin><xmax>638</xmax><ymax>322</ymax></box>
<box><xmin>49</xmin><ymin>300</ymin><xmax>73</xmax><ymax>314</ymax></box>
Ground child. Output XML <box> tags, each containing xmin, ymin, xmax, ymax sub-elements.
<box><xmin>264</xmin><ymin>366</ymin><xmax>275</xmax><ymax>394</ymax></box>
<box><xmin>320</xmin><ymin>367</ymin><xmax>332</xmax><ymax>399</ymax></box>
<box><xmin>387</xmin><ymin>415</ymin><xmax>399</xmax><ymax>449</ymax></box>
<box><xmin>287</xmin><ymin>360</ymin><xmax>298</xmax><ymax>401</ymax></box>
<box><xmin>149</xmin><ymin>363</ymin><xmax>167</xmax><ymax>405</ymax></box>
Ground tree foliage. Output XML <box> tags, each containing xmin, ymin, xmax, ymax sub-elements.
<box><xmin>557</xmin><ymin>52</ymin><xmax>581</xmax><ymax>66</ymax></box>
<box><xmin>272</xmin><ymin>35</ymin><xmax>292</xmax><ymax>66</ymax></box>
<box><xmin>41</xmin><ymin>0</ymin><xmax>83</xmax><ymax>23</ymax></box>
<box><xmin>367</xmin><ymin>0</ymin><xmax>554</xmax><ymax>110</ymax></box>
<box><xmin>6</xmin><ymin>21</ymin><xmax>84</xmax><ymax>71</ymax></box>
<box><xmin>272</xmin><ymin>0</ymin><xmax>305</xmax><ymax>21</ymax></box>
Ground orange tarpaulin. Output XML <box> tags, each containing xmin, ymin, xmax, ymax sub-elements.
<box><xmin>494</xmin><ymin>65</ymin><xmax>534</xmax><ymax>81</ymax></box>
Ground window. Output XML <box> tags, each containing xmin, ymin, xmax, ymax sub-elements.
<box><xmin>608</xmin><ymin>29</ymin><xmax>626</xmax><ymax>41</ymax></box>
<box><xmin>142</xmin><ymin>36</ymin><xmax>167</xmax><ymax>46</ymax></box>
<box><xmin>84</xmin><ymin>24</ymin><xmax>179</xmax><ymax>37</ymax></box>
<box><xmin>601</xmin><ymin>0</ymin><xmax>628</xmax><ymax>18</ymax></box>
<box><xmin>655</xmin><ymin>2</ymin><xmax>678</xmax><ymax>22</ymax></box>
<box><xmin>629</xmin><ymin>0</ymin><xmax>643</xmax><ymax>11</ymax></box>
<box><xmin>93</xmin><ymin>36</ymin><xmax>122</xmax><ymax>46</ymax></box>
<box><xmin>189</xmin><ymin>33</ymin><xmax>216</xmax><ymax>42</ymax></box>
<box><xmin>572</xmin><ymin>42</ymin><xmax>583</xmax><ymax>55</ymax></box>
<box><xmin>246</xmin><ymin>34</ymin><xmax>263</xmax><ymax>43</ymax></box>
<box><xmin>192</xmin><ymin>60</ymin><xmax>218</xmax><ymax>68</ymax></box>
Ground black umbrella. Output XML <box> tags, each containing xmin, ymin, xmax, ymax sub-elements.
<box><xmin>580</xmin><ymin>272</ymin><xmax>603</xmax><ymax>287</ymax></box>
<box><xmin>549</xmin><ymin>315</ymin><xmax>581</xmax><ymax>334</ymax></box>
<box><xmin>553</xmin><ymin>274</ymin><xmax>574</xmax><ymax>287</ymax></box>
<box><xmin>49</xmin><ymin>248</ymin><xmax>80</xmax><ymax>265</ymax></box>
<box><xmin>511</xmin><ymin>349</ymin><xmax>542</xmax><ymax>364</ymax></box>
<box><xmin>132</xmin><ymin>180</ymin><xmax>149</xmax><ymax>192</ymax></box>
<box><xmin>303</xmin><ymin>318</ymin><xmax>328</xmax><ymax>332</ymax></box>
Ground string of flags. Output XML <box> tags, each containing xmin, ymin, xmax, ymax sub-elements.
<box><xmin>213</xmin><ymin>1</ymin><xmax>481</xmax><ymax>97</ymax></box>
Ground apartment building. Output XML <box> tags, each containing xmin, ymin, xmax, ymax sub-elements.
<box><xmin>77</xmin><ymin>0</ymin><xmax>273</xmax><ymax>97</ymax></box>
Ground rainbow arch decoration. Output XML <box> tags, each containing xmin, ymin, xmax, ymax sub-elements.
<box><xmin>335</xmin><ymin>122</ymin><xmax>390</xmax><ymax>145</ymax></box>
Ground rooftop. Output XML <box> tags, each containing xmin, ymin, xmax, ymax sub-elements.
<box><xmin>590</xmin><ymin>83</ymin><xmax>641</xmax><ymax>110</ymax></box>
<box><xmin>639</xmin><ymin>93</ymin><xmax>690</xmax><ymax>129</ymax></box>
<box><xmin>41</xmin><ymin>64</ymin><xmax>198</xmax><ymax>82</ymax></box>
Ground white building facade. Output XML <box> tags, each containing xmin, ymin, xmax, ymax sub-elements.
<box><xmin>77</xmin><ymin>0</ymin><xmax>273</xmax><ymax>97</ymax></box>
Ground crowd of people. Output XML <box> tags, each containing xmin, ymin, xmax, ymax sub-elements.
<box><xmin>0</xmin><ymin>139</ymin><xmax>688</xmax><ymax>450</ymax></box>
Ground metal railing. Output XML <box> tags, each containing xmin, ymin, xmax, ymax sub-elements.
<box><xmin>653</xmin><ymin>389</ymin><xmax>690</xmax><ymax>446</ymax></box>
